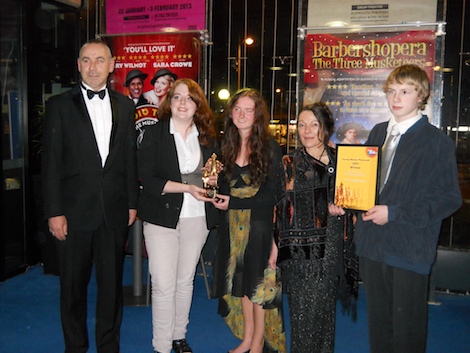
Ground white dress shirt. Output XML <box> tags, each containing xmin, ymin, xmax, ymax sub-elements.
<box><xmin>170</xmin><ymin>118</ymin><xmax>205</xmax><ymax>218</ymax></box>
<box><xmin>81</xmin><ymin>83</ymin><xmax>112</xmax><ymax>167</ymax></box>
<box><xmin>385</xmin><ymin>112</ymin><xmax>422</xmax><ymax>139</ymax></box>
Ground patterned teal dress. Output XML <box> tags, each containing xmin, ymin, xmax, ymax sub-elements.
<box><xmin>211</xmin><ymin>139</ymin><xmax>286</xmax><ymax>353</ymax></box>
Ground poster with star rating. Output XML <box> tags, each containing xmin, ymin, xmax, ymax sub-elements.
<box><xmin>102</xmin><ymin>32</ymin><xmax>201</xmax><ymax>95</ymax></box>
<box><xmin>303</xmin><ymin>30</ymin><xmax>436</xmax><ymax>145</ymax></box>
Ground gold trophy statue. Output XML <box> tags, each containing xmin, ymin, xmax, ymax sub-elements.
<box><xmin>202</xmin><ymin>153</ymin><xmax>223</xmax><ymax>198</ymax></box>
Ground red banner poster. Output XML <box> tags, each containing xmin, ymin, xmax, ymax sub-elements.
<box><xmin>103</xmin><ymin>32</ymin><xmax>201</xmax><ymax>95</ymax></box>
<box><xmin>304</xmin><ymin>30</ymin><xmax>436</xmax><ymax>144</ymax></box>
<box><xmin>102</xmin><ymin>33</ymin><xmax>201</xmax><ymax>142</ymax></box>
<box><xmin>106</xmin><ymin>0</ymin><xmax>206</xmax><ymax>34</ymax></box>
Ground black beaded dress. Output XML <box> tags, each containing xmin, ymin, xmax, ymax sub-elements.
<box><xmin>274</xmin><ymin>146</ymin><xmax>358</xmax><ymax>353</ymax></box>
<box><xmin>211</xmin><ymin>139</ymin><xmax>287</xmax><ymax>353</ymax></box>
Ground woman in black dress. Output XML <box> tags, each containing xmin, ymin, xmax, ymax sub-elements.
<box><xmin>274</xmin><ymin>102</ymin><xmax>358</xmax><ymax>353</ymax></box>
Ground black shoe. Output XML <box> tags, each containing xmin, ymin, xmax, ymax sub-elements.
<box><xmin>172</xmin><ymin>339</ymin><xmax>193</xmax><ymax>353</ymax></box>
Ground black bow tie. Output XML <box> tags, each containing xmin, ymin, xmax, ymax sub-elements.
<box><xmin>88</xmin><ymin>89</ymin><xmax>106</xmax><ymax>99</ymax></box>
<box><xmin>81</xmin><ymin>84</ymin><xmax>106</xmax><ymax>99</ymax></box>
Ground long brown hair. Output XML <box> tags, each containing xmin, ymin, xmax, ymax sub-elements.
<box><xmin>221</xmin><ymin>88</ymin><xmax>271</xmax><ymax>185</ymax></box>
<box><xmin>158</xmin><ymin>78</ymin><xmax>217</xmax><ymax>147</ymax></box>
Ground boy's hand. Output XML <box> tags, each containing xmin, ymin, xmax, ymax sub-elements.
<box><xmin>362</xmin><ymin>205</ymin><xmax>389</xmax><ymax>225</ymax></box>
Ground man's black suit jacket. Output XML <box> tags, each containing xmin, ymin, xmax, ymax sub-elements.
<box><xmin>42</xmin><ymin>85</ymin><xmax>139</xmax><ymax>231</ymax></box>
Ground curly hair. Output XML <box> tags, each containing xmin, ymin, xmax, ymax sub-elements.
<box><xmin>221</xmin><ymin>88</ymin><xmax>272</xmax><ymax>185</ymax></box>
<box><xmin>157</xmin><ymin>78</ymin><xmax>217</xmax><ymax>147</ymax></box>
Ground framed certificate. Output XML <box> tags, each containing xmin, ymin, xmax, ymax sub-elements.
<box><xmin>334</xmin><ymin>144</ymin><xmax>380</xmax><ymax>211</ymax></box>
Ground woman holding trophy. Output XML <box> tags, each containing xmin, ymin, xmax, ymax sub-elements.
<box><xmin>137</xmin><ymin>78</ymin><xmax>219</xmax><ymax>353</ymax></box>
<box><xmin>210</xmin><ymin>88</ymin><xmax>286</xmax><ymax>353</ymax></box>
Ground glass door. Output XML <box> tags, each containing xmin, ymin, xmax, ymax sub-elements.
<box><xmin>1</xmin><ymin>0</ymin><xmax>28</xmax><ymax>280</ymax></box>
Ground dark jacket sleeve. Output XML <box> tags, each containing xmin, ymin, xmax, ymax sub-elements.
<box><xmin>121</xmin><ymin>95</ymin><xmax>140</xmax><ymax>210</ymax></box>
<box><xmin>137</xmin><ymin>122</ymin><xmax>177</xmax><ymax>198</ymax></box>
<box><xmin>42</xmin><ymin>94</ymin><xmax>66</xmax><ymax>219</ymax></box>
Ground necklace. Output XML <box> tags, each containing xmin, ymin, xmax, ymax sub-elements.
<box><xmin>310</xmin><ymin>146</ymin><xmax>326</xmax><ymax>160</ymax></box>
<box><xmin>305</xmin><ymin>144</ymin><xmax>327</xmax><ymax>161</ymax></box>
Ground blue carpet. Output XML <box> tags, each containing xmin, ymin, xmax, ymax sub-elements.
<box><xmin>0</xmin><ymin>256</ymin><xmax>469</xmax><ymax>353</ymax></box>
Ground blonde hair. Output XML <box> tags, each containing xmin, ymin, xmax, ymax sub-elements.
<box><xmin>383</xmin><ymin>64</ymin><xmax>430</xmax><ymax>110</ymax></box>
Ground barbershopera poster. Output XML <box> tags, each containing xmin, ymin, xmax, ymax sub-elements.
<box><xmin>304</xmin><ymin>30</ymin><xmax>436</xmax><ymax>145</ymax></box>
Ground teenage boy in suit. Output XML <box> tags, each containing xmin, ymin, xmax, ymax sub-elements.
<box><xmin>42</xmin><ymin>39</ymin><xmax>139</xmax><ymax>353</ymax></box>
<box><xmin>355</xmin><ymin>64</ymin><xmax>462</xmax><ymax>353</ymax></box>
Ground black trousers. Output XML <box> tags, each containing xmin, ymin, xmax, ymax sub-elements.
<box><xmin>360</xmin><ymin>257</ymin><xmax>429</xmax><ymax>353</ymax></box>
<box><xmin>56</xmin><ymin>220</ymin><xmax>127</xmax><ymax>353</ymax></box>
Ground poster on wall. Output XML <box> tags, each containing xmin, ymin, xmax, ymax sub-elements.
<box><xmin>102</xmin><ymin>32</ymin><xmax>201</xmax><ymax>144</ymax></box>
<box><xmin>307</xmin><ymin>0</ymin><xmax>438</xmax><ymax>27</ymax></box>
<box><xmin>303</xmin><ymin>30</ymin><xmax>436</xmax><ymax>145</ymax></box>
<box><xmin>103</xmin><ymin>32</ymin><xmax>201</xmax><ymax>93</ymax></box>
<box><xmin>106</xmin><ymin>0</ymin><xmax>206</xmax><ymax>34</ymax></box>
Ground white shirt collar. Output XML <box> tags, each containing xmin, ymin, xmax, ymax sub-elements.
<box><xmin>81</xmin><ymin>82</ymin><xmax>107</xmax><ymax>91</ymax></box>
<box><xmin>387</xmin><ymin>112</ymin><xmax>422</xmax><ymax>136</ymax></box>
<box><xmin>169</xmin><ymin>118</ymin><xmax>199</xmax><ymax>137</ymax></box>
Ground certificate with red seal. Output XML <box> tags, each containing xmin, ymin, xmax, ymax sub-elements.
<box><xmin>334</xmin><ymin>144</ymin><xmax>380</xmax><ymax>211</ymax></box>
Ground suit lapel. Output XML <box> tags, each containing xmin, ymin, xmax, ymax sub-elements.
<box><xmin>72</xmin><ymin>86</ymin><xmax>93</xmax><ymax>127</ymax></box>
<box><xmin>73</xmin><ymin>85</ymin><xmax>118</xmax><ymax>169</ymax></box>
<box><xmin>109</xmin><ymin>90</ymin><xmax>120</xmax><ymax>151</ymax></box>
<box><xmin>71</xmin><ymin>87</ymin><xmax>102</xmax><ymax>160</ymax></box>
<box><xmin>165</xmin><ymin>120</ymin><xmax>180</xmax><ymax>173</ymax></box>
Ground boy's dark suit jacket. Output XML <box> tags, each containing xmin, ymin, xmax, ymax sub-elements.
<box><xmin>42</xmin><ymin>85</ymin><xmax>139</xmax><ymax>231</ymax></box>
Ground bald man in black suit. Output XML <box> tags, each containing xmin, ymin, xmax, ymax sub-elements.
<box><xmin>42</xmin><ymin>39</ymin><xmax>139</xmax><ymax>353</ymax></box>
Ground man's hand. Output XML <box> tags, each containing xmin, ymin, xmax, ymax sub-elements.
<box><xmin>362</xmin><ymin>205</ymin><xmax>389</xmax><ymax>225</ymax></box>
<box><xmin>128</xmin><ymin>209</ymin><xmax>137</xmax><ymax>226</ymax></box>
<box><xmin>48</xmin><ymin>215</ymin><xmax>68</xmax><ymax>241</ymax></box>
